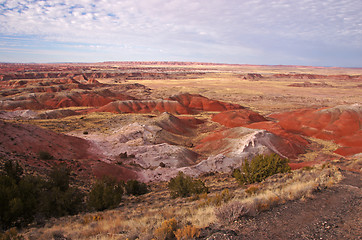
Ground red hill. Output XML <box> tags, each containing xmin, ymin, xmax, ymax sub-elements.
<box><xmin>212</xmin><ymin>109</ymin><xmax>268</xmax><ymax>127</ymax></box>
<box><xmin>270</xmin><ymin>104</ymin><xmax>362</xmax><ymax>156</ymax></box>
<box><xmin>95</xmin><ymin>100</ymin><xmax>193</xmax><ymax>114</ymax></box>
<box><xmin>168</xmin><ymin>93</ymin><xmax>244</xmax><ymax>111</ymax></box>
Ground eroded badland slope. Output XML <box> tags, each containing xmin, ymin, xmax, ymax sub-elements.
<box><xmin>0</xmin><ymin>62</ymin><xmax>361</xmax><ymax>239</ymax></box>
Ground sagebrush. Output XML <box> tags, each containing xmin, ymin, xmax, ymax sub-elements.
<box><xmin>168</xmin><ymin>172</ymin><xmax>208</xmax><ymax>198</ymax></box>
<box><xmin>233</xmin><ymin>153</ymin><xmax>291</xmax><ymax>185</ymax></box>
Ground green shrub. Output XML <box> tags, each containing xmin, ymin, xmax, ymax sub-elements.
<box><xmin>88</xmin><ymin>176</ymin><xmax>124</xmax><ymax>211</ymax></box>
<box><xmin>49</xmin><ymin>165</ymin><xmax>70</xmax><ymax>192</ymax></box>
<box><xmin>3</xmin><ymin>161</ymin><xmax>23</xmax><ymax>183</ymax></box>
<box><xmin>168</xmin><ymin>172</ymin><xmax>208</xmax><ymax>198</ymax></box>
<box><xmin>0</xmin><ymin>162</ymin><xmax>43</xmax><ymax>229</ymax></box>
<box><xmin>0</xmin><ymin>161</ymin><xmax>84</xmax><ymax>229</ymax></box>
<box><xmin>125</xmin><ymin>180</ymin><xmax>148</xmax><ymax>196</ymax></box>
<box><xmin>233</xmin><ymin>153</ymin><xmax>291</xmax><ymax>185</ymax></box>
<box><xmin>37</xmin><ymin>151</ymin><xmax>53</xmax><ymax>160</ymax></box>
<box><xmin>39</xmin><ymin>165</ymin><xmax>83</xmax><ymax>218</ymax></box>
<box><xmin>39</xmin><ymin>184</ymin><xmax>83</xmax><ymax>218</ymax></box>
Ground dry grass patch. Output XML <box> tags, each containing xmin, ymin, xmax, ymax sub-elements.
<box><xmin>215</xmin><ymin>164</ymin><xmax>343</xmax><ymax>223</ymax></box>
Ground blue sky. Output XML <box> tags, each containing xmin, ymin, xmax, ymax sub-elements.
<box><xmin>0</xmin><ymin>0</ymin><xmax>361</xmax><ymax>67</ymax></box>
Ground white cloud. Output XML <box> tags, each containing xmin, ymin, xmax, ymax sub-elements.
<box><xmin>0</xmin><ymin>0</ymin><xmax>361</xmax><ymax>65</ymax></box>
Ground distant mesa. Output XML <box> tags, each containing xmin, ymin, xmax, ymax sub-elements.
<box><xmin>270</xmin><ymin>104</ymin><xmax>362</xmax><ymax>156</ymax></box>
<box><xmin>288</xmin><ymin>81</ymin><xmax>334</xmax><ymax>88</ymax></box>
<box><xmin>240</xmin><ymin>73</ymin><xmax>263</xmax><ymax>80</ymax></box>
<box><xmin>273</xmin><ymin>73</ymin><xmax>362</xmax><ymax>81</ymax></box>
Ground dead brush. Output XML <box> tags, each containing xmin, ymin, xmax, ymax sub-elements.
<box><xmin>215</xmin><ymin>201</ymin><xmax>251</xmax><ymax>223</ymax></box>
<box><xmin>245</xmin><ymin>185</ymin><xmax>259</xmax><ymax>195</ymax></box>
<box><xmin>174</xmin><ymin>224</ymin><xmax>200</xmax><ymax>240</ymax></box>
<box><xmin>198</xmin><ymin>189</ymin><xmax>233</xmax><ymax>207</ymax></box>
<box><xmin>82</xmin><ymin>214</ymin><xmax>104</xmax><ymax>225</ymax></box>
<box><xmin>153</xmin><ymin>218</ymin><xmax>178</xmax><ymax>240</ymax></box>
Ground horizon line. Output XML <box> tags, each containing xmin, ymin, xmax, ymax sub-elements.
<box><xmin>0</xmin><ymin>61</ymin><xmax>361</xmax><ymax>69</ymax></box>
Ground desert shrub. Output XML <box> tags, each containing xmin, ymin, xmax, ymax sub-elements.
<box><xmin>39</xmin><ymin>165</ymin><xmax>83</xmax><ymax>217</ymax></box>
<box><xmin>215</xmin><ymin>201</ymin><xmax>250</xmax><ymax>223</ymax></box>
<box><xmin>37</xmin><ymin>151</ymin><xmax>53</xmax><ymax>160</ymax></box>
<box><xmin>39</xmin><ymin>184</ymin><xmax>83</xmax><ymax>218</ymax></box>
<box><xmin>88</xmin><ymin>176</ymin><xmax>124</xmax><ymax>211</ymax></box>
<box><xmin>125</xmin><ymin>180</ymin><xmax>148</xmax><ymax>196</ymax></box>
<box><xmin>0</xmin><ymin>161</ymin><xmax>42</xmax><ymax>229</ymax></box>
<box><xmin>0</xmin><ymin>161</ymin><xmax>83</xmax><ymax>230</ymax></box>
<box><xmin>153</xmin><ymin>218</ymin><xmax>177</xmax><ymax>240</ymax></box>
<box><xmin>3</xmin><ymin>161</ymin><xmax>23</xmax><ymax>183</ymax></box>
<box><xmin>198</xmin><ymin>189</ymin><xmax>233</xmax><ymax>207</ymax></box>
<box><xmin>168</xmin><ymin>172</ymin><xmax>208</xmax><ymax>198</ymax></box>
<box><xmin>49</xmin><ymin>165</ymin><xmax>71</xmax><ymax>191</ymax></box>
<box><xmin>245</xmin><ymin>185</ymin><xmax>259</xmax><ymax>195</ymax></box>
<box><xmin>82</xmin><ymin>214</ymin><xmax>104</xmax><ymax>225</ymax></box>
<box><xmin>174</xmin><ymin>224</ymin><xmax>200</xmax><ymax>240</ymax></box>
<box><xmin>0</xmin><ymin>228</ymin><xmax>24</xmax><ymax>240</ymax></box>
<box><xmin>119</xmin><ymin>152</ymin><xmax>135</xmax><ymax>159</ymax></box>
<box><xmin>233</xmin><ymin>154</ymin><xmax>291</xmax><ymax>185</ymax></box>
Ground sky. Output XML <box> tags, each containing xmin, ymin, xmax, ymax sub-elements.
<box><xmin>0</xmin><ymin>0</ymin><xmax>361</xmax><ymax>67</ymax></box>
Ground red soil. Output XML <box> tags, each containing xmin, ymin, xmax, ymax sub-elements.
<box><xmin>91</xmin><ymin>161</ymin><xmax>138</xmax><ymax>182</ymax></box>
<box><xmin>210</xmin><ymin>110</ymin><xmax>308</xmax><ymax>158</ymax></box>
<box><xmin>0</xmin><ymin>120</ymin><xmax>138</xmax><ymax>182</ymax></box>
<box><xmin>95</xmin><ymin>100</ymin><xmax>193</xmax><ymax>114</ymax></box>
<box><xmin>288</xmin><ymin>161</ymin><xmax>320</xmax><ymax>170</ymax></box>
<box><xmin>178</xmin><ymin>116</ymin><xmax>205</xmax><ymax>127</ymax></box>
<box><xmin>196</xmin><ymin>126</ymin><xmax>307</xmax><ymax>159</ymax></box>
<box><xmin>212</xmin><ymin>109</ymin><xmax>268</xmax><ymax>127</ymax></box>
<box><xmin>0</xmin><ymin>91</ymin><xmax>135</xmax><ymax>110</ymax></box>
<box><xmin>245</xmin><ymin>121</ymin><xmax>310</xmax><ymax>154</ymax></box>
<box><xmin>270</xmin><ymin>105</ymin><xmax>362</xmax><ymax>156</ymax></box>
<box><xmin>168</xmin><ymin>93</ymin><xmax>244</xmax><ymax>112</ymax></box>
<box><xmin>0</xmin><ymin>120</ymin><xmax>92</xmax><ymax>160</ymax></box>
<box><xmin>152</xmin><ymin>113</ymin><xmax>203</xmax><ymax>135</ymax></box>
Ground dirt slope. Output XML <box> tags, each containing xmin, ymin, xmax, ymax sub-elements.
<box><xmin>204</xmin><ymin>170</ymin><xmax>362</xmax><ymax>239</ymax></box>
